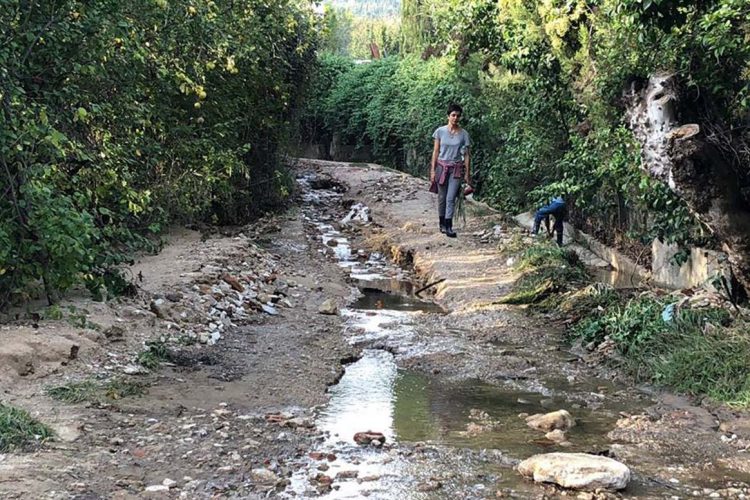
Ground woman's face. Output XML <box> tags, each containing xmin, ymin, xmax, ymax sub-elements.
<box><xmin>448</xmin><ymin>111</ymin><xmax>461</xmax><ymax>127</ymax></box>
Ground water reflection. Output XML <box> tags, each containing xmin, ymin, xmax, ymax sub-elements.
<box><xmin>589</xmin><ymin>266</ymin><xmax>642</xmax><ymax>289</ymax></box>
<box><xmin>318</xmin><ymin>350</ymin><xmax>397</xmax><ymax>445</ymax></box>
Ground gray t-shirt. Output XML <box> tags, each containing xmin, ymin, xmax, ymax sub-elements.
<box><xmin>432</xmin><ymin>125</ymin><xmax>471</xmax><ymax>162</ymax></box>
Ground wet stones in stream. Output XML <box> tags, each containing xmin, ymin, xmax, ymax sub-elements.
<box><xmin>518</xmin><ymin>452</ymin><xmax>631</xmax><ymax>491</ymax></box>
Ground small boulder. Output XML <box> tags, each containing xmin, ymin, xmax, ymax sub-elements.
<box><xmin>517</xmin><ymin>452</ymin><xmax>630</xmax><ymax>491</ymax></box>
<box><xmin>150</xmin><ymin>299</ymin><xmax>170</xmax><ymax>319</ymax></box>
<box><xmin>250</xmin><ymin>468</ymin><xmax>278</xmax><ymax>484</ymax></box>
<box><xmin>221</xmin><ymin>273</ymin><xmax>245</xmax><ymax>293</ymax></box>
<box><xmin>353</xmin><ymin>431</ymin><xmax>385</xmax><ymax>445</ymax></box>
<box><xmin>318</xmin><ymin>299</ymin><xmax>338</xmax><ymax>315</ymax></box>
<box><xmin>103</xmin><ymin>325</ymin><xmax>126</xmax><ymax>340</ymax></box>
<box><xmin>526</xmin><ymin>410</ymin><xmax>576</xmax><ymax>432</ymax></box>
<box><xmin>545</xmin><ymin>429</ymin><xmax>569</xmax><ymax>444</ymax></box>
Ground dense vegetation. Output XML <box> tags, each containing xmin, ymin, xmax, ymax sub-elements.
<box><xmin>304</xmin><ymin>0</ymin><xmax>750</xmax><ymax>404</ymax></box>
<box><xmin>310</xmin><ymin>0</ymin><xmax>750</xmax><ymax>265</ymax></box>
<box><xmin>569</xmin><ymin>293</ymin><xmax>750</xmax><ymax>404</ymax></box>
<box><xmin>324</xmin><ymin>0</ymin><xmax>400</xmax><ymax>19</ymax></box>
<box><xmin>1</xmin><ymin>0</ymin><xmax>317</xmax><ymax>307</ymax></box>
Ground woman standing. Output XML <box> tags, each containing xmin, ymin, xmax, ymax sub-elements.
<box><xmin>430</xmin><ymin>103</ymin><xmax>471</xmax><ymax>238</ymax></box>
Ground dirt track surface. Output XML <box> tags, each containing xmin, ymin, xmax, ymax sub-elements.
<box><xmin>1</xmin><ymin>159</ymin><xmax>750</xmax><ymax>499</ymax></box>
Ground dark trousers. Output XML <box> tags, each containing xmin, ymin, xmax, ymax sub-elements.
<box><xmin>532</xmin><ymin>201</ymin><xmax>566</xmax><ymax>246</ymax></box>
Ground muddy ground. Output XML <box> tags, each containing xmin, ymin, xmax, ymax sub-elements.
<box><xmin>2</xmin><ymin>159</ymin><xmax>750</xmax><ymax>499</ymax></box>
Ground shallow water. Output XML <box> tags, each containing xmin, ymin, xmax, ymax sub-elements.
<box><xmin>290</xmin><ymin>171</ymin><xmax>728</xmax><ymax>499</ymax></box>
<box><xmin>351</xmin><ymin>289</ymin><xmax>445</xmax><ymax>314</ymax></box>
<box><xmin>589</xmin><ymin>266</ymin><xmax>642</xmax><ymax>289</ymax></box>
<box><xmin>322</xmin><ymin>350</ymin><xmax>625</xmax><ymax>455</ymax></box>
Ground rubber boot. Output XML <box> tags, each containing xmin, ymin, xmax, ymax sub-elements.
<box><xmin>445</xmin><ymin>218</ymin><xmax>457</xmax><ymax>238</ymax></box>
<box><xmin>439</xmin><ymin>216</ymin><xmax>447</xmax><ymax>234</ymax></box>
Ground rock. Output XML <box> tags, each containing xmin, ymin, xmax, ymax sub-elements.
<box><xmin>354</xmin><ymin>431</ymin><xmax>386</xmax><ymax>445</ymax></box>
<box><xmin>318</xmin><ymin>299</ymin><xmax>338</xmax><ymax>315</ymax></box>
<box><xmin>250</xmin><ymin>468</ymin><xmax>278</xmax><ymax>484</ymax></box>
<box><xmin>315</xmin><ymin>474</ymin><xmax>333</xmax><ymax>485</ymax></box>
<box><xmin>150</xmin><ymin>299</ymin><xmax>170</xmax><ymax>319</ymax></box>
<box><xmin>123</xmin><ymin>364</ymin><xmax>149</xmax><ymax>375</ymax></box>
<box><xmin>517</xmin><ymin>453</ymin><xmax>630</xmax><ymax>491</ymax></box>
<box><xmin>145</xmin><ymin>485</ymin><xmax>170</xmax><ymax>492</ymax></box>
<box><xmin>545</xmin><ymin>429</ymin><xmax>569</xmax><ymax>443</ymax></box>
<box><xmin>104</xmin><ymin>325</ymin><xmax>126</xmax><ymax>340</ymax></box>
<box><xmin>719</xmin><ymin>417</ymin><xmax>750</xmax><ymax>438</ymax></box>
<box><xmin>416</xmin><ymin>480</ymin><xmax>443</xmax><ymax>492</ymax></box>
<box><xmin>526</xmin><ymin>410</ymin><xmax>576</xmax><ymax>432</ymax></box>
<box><xmin>221</xmin><ymin>273</ymin><xmax>245</xmax><ymax>293</ymax></box>
<box><xmin>261</xmin><ymin>304</ymin><xmax>279</xmax><ymax>316</ymax></box>
<box><xmin>336</xmin><ymin>470</ymin><xmax>358</xmax><ymax>479</ymax></box>
<box><xmin>284</xmin><ymin>417</ymin><xmax>313</xmax><ymax>429</ymax></box>
<box><xmin>162</xmin><ymin>478</ymin><xmax>177</xmax><ymax>488</ymax></box>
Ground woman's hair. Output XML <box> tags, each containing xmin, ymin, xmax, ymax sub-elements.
<box><xmin>447</xmin><ymin>103</ymin><xmax>463</xmax><ymax>115</ymax></box>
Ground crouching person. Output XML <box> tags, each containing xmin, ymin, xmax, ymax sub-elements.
<box><xmin>532</xmin><ymin>196</ymin><xmax>566</xmax><ymax>246</ymax></box>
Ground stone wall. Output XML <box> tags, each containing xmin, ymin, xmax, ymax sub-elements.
<box><xmin>515</xmin><ymin>211</ymin><xmax>730</xmax><ymax>290</ymax></box>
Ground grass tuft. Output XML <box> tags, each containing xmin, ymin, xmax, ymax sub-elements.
<box><xmin>498</xmin><ymin>241</ymin><xmax>589</xmax><ymax>305</ymax></box>
<box><xmin>0</xmin><ymin>403</ymin><xmax>53</xmax><ymax>452</ymax></box>
<box><xmin>137</xmin><ymin>340</ymin><xmax>172</xmax><ymax>369</ymax></box>
<box><xmin>47</xmin><ymin>379</ymin><xmax>145</xmax><ymax>404</ymax></box>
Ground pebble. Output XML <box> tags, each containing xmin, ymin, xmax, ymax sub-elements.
<box><xmin>145</xmin><ymin>485</ymin><xmax>169</xmax><ymax>492</ymax></box>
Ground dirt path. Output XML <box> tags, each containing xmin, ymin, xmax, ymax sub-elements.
<box><xmin>2</xmin><ymin>160</ymin><xmax>750</xmax><ymax>499</ymax></box>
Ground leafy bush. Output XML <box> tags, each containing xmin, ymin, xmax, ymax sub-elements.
<box><xmin>1</xmin><ymin>0</ymin><xmax>317</xmax><ymax>308</ymax></box>
<box><xmin>571</xmin><ymin>295</ymin><xmax>750</xmax><ymax>404</ymax></box>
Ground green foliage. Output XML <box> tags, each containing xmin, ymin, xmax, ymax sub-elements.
<box><xmin>307</xmin><ymin>0</ymin><xmax>750</xmax><ymax>261</ymax></box>
<box><xmin>137</xmin><ymin>340</ymin><xmax>172</xmax><ymax>370</ymax></box>
<box><xmin>0</xmin><ymin>403</ymin><xmax>53</xmax><ymax>452</ymax></box>
<box><xmin>1</xmin><ymin>0</ymin><xmax>317</xmax><ymax>308</ymax></box>
<box><xmin>318</xmin><ymin>6</ymin><xmax>400</xmax><ymax>58</ymax></box>
<box><xmin>498</xmin><ymin>241</ymin><xmax>589</xmax><ymax>304</ymax></box>
<box><xmin>570</xmin><ymin>295</ymin><xmax>750</xmax><ymax>404</ymax></box>
<box><xmin>573</xmin><ymin>296</ymin><xmax>669</xmax><ymax>350</ymax></box>
<box><xmin>325</xmin><ymin>0</ymin><xmax>400</xmax><ymax>19</ymax></box>
<box><xmin>318</xmin><ymin>54</ymin><xmax>486</xmax><ymax>175</ymax></box>
<box><xmin>47</xmin><ymin>379</ymin><xmax>145</xmax><ymax>404</ymax></box>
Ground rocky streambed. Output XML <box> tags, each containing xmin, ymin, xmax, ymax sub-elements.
<box><xmin>3</xmin><ymin>161</ymin><xmax>750</xmax><ymax>499</ymax></box>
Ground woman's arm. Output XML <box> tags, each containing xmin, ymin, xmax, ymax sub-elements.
<box><xmin>430</xmin><ymin>138</ymin><xmax>440</xmax><ymax>181</ymax></box>
<box><xmin>464</xmin><ymin>148</ymin><xmax>471</xmax><ymax>184</ymax></box>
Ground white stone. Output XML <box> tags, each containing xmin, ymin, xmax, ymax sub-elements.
<box><xmin>518</xmin><ymin>452</ymin><xmax>630</xmax><ymax>491</ymax></box>
<box><xmin>145</xmin><ymin>485</ymin><xmax>170</xmax><ymax>492</ymax></box>
<box><xmin>318</xmin><ymin>299</ymin><xmax>338</xmax><ymax>315</ymax></box>
<box><xmin>526</xmin><ymin>410</ymin><xmax>576</xmax><ymax>432</ymax></box>
<box><xmin>250</xmin><ymin>468</ymin><xmax>278</xmax><ymax>484</ymax></box>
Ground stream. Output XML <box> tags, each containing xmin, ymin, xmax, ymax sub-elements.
<box><xmin>287</xmin><ymin>170</ymin><xmax>745</xmax><ymax>499</ymax></box>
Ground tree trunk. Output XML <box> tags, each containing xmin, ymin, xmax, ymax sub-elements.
<box><xmin>624</xmin><ymin>72</ymin><xmax>750</xmax><ymax>292</ymax></box>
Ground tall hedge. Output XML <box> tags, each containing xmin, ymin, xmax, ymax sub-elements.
<box><xmin>310</xmin><ymin>0</ymin><xmax>750</xmax><ymax>262</ymax></box>
<box><xmin>1</xmin><ymin>0</ymin><xmax>317</xmax><ymax>306</ymax></box>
